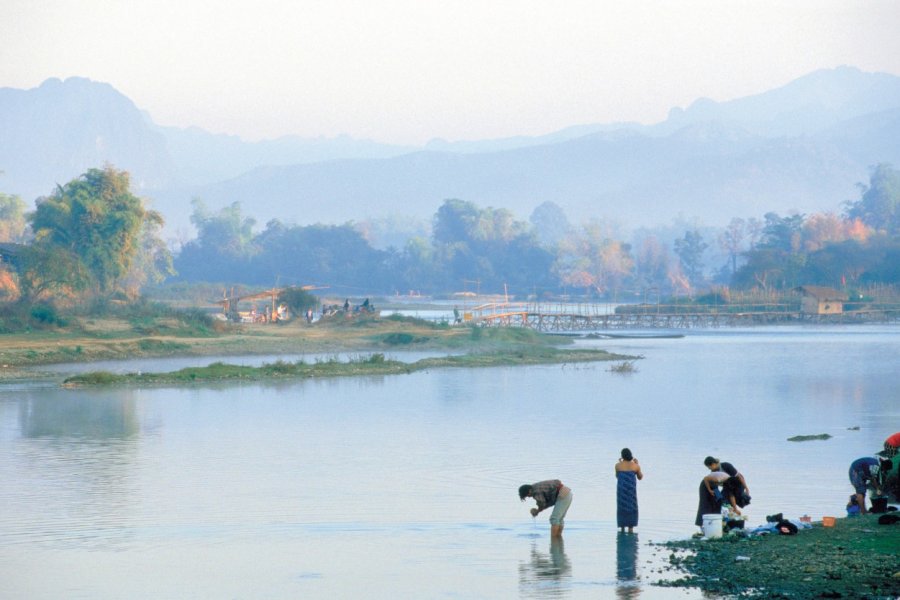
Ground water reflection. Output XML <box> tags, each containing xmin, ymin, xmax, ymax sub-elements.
<box><xmin>616</xmin><ymin>532</ymin><xmax>640</xmax><ymax>599</ymax></box>
<box><xmin>8</xmin><ymin>392</ymin><xmax>142</xmax><ymax>550</ymax></box>
<box><xmin>518</xmin><ymin>537</ymin><xmax>571</xmax><ymax>598</ymax></box>
<box><xmin>19</xmin><ymin>392</ymin><xmax>138</xmax><ymax>439</ymax></box>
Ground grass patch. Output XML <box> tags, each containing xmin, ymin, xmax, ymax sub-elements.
<box><xmin>66</xmin><ymin>371</ymin><xmax>121</xmax><ymax>385</ymax></box>
<box><xmin>787</xmin><ymin>433</ymin><xmax>833</xmax><ymax>442</ymax></box>
<box><xmin>63</xmin><ymin>347</ymin><xmax>637</xmax><ymax>386</ymax></box>
<box><xmin>383</xmin><ymin>314</ymin><xmax>439</xmax><ymax>327</ymax></box>
<box><xmin>381</xmin><ymin>332</ymin><xmax>430</xmax><ymax>345</ymax></box>
<box><xmin>608</xmin><ymin>360</ymin><xmax>639</xmax><ymax>374</ymax></box>
<box><xmin>137</xmin><ymin>339</ymin><xmax>191</xmax><ymax>353</ymax></box>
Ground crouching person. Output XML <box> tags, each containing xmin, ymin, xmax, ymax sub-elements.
<box><xmin>519</xmin><ymin>479</ymin><xmax>573</xmax><ymax>538</ymax></box>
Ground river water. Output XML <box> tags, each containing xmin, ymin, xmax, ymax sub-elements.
<box><xmin>1</xmin><ymin>325</ymin><xmax>897</xmax><ymax>599</ymax></box>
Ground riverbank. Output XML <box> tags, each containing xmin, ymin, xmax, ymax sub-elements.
<box><xmin>656</xmin><ymin>514</ymin><xmax>900</xmax><ymax>598</ymax></box>
<box><xmin>0</xmin><ymin>314</ymin><xmax>636</xmax><ymax>382</ymax></box>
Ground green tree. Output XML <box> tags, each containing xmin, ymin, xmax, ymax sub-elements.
<box><xmin>25</xmin><ymin>166</ymin><xmax>163</xmax><ymax>300</ymax></box>
<box><xmin>803</xmin><ymin>239</ymin><xmax>878</xmax><ymax>287</ymax></box>
<box><xmin>0</xmin><ymin>193</ymin><xmax>28</xmax><ymax>242</ymax></box>
<box><xmin>732</xmin><ymin>213</ymin><xmax>808</xmax><ymax>290</ymax></box>
<box><xmin>433</xmin><ymin>199</ymin><xmax>479</xmax><ymax>244</ymax></box>
<box><xmin>175</xmin><ymin>200</ymin><xmax>257</xmax><ymax>282</ymax></box>
<box><xmin>718</xmin><ymin>217</ymin><xmax>746</xmax><ymax>276</ymax></box>
<box><xmin>120</xmin><ymin>210</ymin><xmax>175</xmax><ymax>297</ymax></box>
<box><xmin>391</xmin><ymin>236</ymin><xmax>437</xmax><ymax>293</ymax></box>
<box><xmin>253</xmin><ymin>221</ymin><xmax>389</xmax><ymax>289</ymax></box>
<box><xmin>846</xmin><ymin>163</ymin><xmax>900</xmax><ymax>235</ymax></box>
<box><xmin>18</xmin><ymin>243</ymin><xmax>92</xmax><ymax>301</ymax></box>
<box><xmin>429</xmin><ymin>199</ymin><xmax>551</xmax><ymax>294</ymax></box>
<box><xmin>190</xmin><ymin>199</ymin><xmax>257</xmax><ymax>256</ymax></box>
<box><xmin>759</xmin><ymin>212</ymin><xmax>805</xmax><ymax>253</ymax></box>
<box><xmin>278</xmin><ymin>286</ymin><xmax>318</xmax><ymax>316</ymax></box>
<box><xmin>529</xmin><ymin>201</ymin><xmax>571</xmax><ymax>248</ymax></box>
<box><xmin>674</xmin><ymin>230</ymin><xmax>708</xmax><ymax>287</ymax></box>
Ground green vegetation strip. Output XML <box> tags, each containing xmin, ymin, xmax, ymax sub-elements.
<box><xmin>63</xmin><ymin>347</ymin><xmax>636</xmax><ymax>386</ymax></box>
<box><xmin>656</xmin><ymin>514</ymin><xmax>900</xmax><ymax>599</ymax></box>
<box><xmin>788</xmin><ymin>433</ymin><xmax>833</xmax><ymax>442</ymax></box>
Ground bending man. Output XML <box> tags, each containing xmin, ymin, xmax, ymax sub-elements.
<box><xmin>519</xmin><ymin>479</ymin><xmax>573</xmax><ymax>538</ymax></box>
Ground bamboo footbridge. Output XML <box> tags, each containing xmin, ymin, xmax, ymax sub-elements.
<box><xmin>460</xmin><ymin>302</ymin><xmax>900</xmax><ymax>332</ymax></box>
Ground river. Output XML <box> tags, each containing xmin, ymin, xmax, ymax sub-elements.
<box><xmin>1</xmin><ymin>324</ymin><xmax>897</xmax><ymax>599</ymax></box>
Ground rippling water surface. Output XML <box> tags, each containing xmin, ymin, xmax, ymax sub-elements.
<box><xmin>1</xmin><ymin>325</ymin><xmax>897</xmax><ymax>598</ymax></box>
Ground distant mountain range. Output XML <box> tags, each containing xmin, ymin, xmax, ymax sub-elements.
<box><xmin>2</xmin><ymin>66</ymin><xmax>900</xmax><ymax>234</ymax></box>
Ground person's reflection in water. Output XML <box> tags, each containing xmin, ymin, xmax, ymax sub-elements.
<box><xmin>616</xmin><ymin>531</ymin><xmax>641</xmax><ymax>599</ymax></box>
<box><xmin>518</xmin><ymin>537</ymin><xmax>572</xmax><ymax>598</ymax></box>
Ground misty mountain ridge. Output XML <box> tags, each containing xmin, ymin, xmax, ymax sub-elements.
<box><xmin>1</xmin><ymin>66</ymin><xmax>899</xmax><ymax>233</ymax></box>
<box><xmin>0</xmin><ymin>77</ymin><xmax>174</xmax><ymax>194</ymax></box>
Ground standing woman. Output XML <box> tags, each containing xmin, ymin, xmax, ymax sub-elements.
<box><xmin>615</xmin><ymin>448</ymin><xmax>643</xmax><ymax>533</ymax></box>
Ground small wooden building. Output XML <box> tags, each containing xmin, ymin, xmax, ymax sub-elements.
<box><xmin>796</xmin><ymin>286</ymin><xmax>848</xmax><ymax>315</ymax></box>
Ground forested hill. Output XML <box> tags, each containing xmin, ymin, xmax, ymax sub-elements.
<box><xmin>2</xmin><ymin>67</ymin><xmax>900</xmax><ymax>231</ymax></box>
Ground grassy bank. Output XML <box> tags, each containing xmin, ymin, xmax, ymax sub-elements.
<box><xmin>656</xmin><ymin>514</ymin><xmax>900</xmax><ymax>598</ymax></box>
<box><xmin>0</xmin><ymin>314</ymin><xmax>497</xmax><ymax>369</ymax></box>
<box><xmin>0</xmin><ymin>312</ymin><xmax>639</xmax><ymax>383</ymax></box>
<box><xmin>62</xmin><ymin>346</ymin><xmax>634</xmax><ymax>386</ymax></box>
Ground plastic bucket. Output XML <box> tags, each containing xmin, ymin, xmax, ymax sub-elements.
<box><xmin>701</xmin><ymin>514</ymin><xmax>723</xmax><ymax>538</ymax></box>
<box><xmin>822</xmin><ymin>516</ymin><xmax>836</xmax><ymax>527</ymax></box>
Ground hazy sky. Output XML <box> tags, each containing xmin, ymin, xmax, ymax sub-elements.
<box><xmin>3</xmin><ymin>0</ymin><xmax>899</xmax><ymax>145</ymax></box>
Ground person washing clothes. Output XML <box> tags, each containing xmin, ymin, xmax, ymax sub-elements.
<box><xmin>848</xmin><ymin>456</ymin><xmax>891</xmax><ymax>514</ymax></box>
<box><xmin>704</xmin><ymin>456</ymin><xmax>751</xmax><ymax>511</ymax></box>
<box><xmin>519</xmin><ymin>479</ymin><xmax>573</xmax><ymax>538</ymax></box>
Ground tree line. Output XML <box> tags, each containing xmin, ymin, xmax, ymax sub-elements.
<box><xmin>0</xmin><ymin>163</ymin><xmax>898</xmax><ymax>316</ymax></box>
<box><xmin>173</xmin><ymin>163</ymin><xmax>900</xmax><ymax>298</ymax></box>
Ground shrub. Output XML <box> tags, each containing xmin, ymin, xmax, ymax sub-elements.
<box><xmin>30</xmin><ymin>303</ymin><xmax>67</xmax><ymax>327</ymax></box>
<box><xmin>382</xmin><ymin>332</ymin><xmax>422</xmax><ymax>345</ymax></box>
<box><xmin>608</xmin><ymin>361</ymin><xmax>638</xmax><ymax>374</ymax></box>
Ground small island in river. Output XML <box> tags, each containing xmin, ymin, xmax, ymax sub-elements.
<box><xmin>0</xmin><ymin>312</ymin><xmax>638</xmax><ymax>385</ymax></box>
<box><xmin>62</xmin><ymin>346</ymin><xmax>634</xmax><ymax>386</ymax></box>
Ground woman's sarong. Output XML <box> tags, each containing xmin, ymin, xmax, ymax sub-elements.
<box><xmin>616</xmin><ymin>470</ymin><xmax>639</xmax><ymax>528</ymax></box>
<box><xmin>695</xmin><ymin>480</ymin><xmax>722</xmax><ymax>526</ymax></box>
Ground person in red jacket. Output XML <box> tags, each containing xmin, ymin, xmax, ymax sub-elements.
<box><xmin>883</xmin><ymin>432</ymin><xmax>900</xmax><ymax>458</ymax></box>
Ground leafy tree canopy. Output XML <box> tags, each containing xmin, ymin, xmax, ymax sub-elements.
<box><xmin>530</xmin><ymin>201</ymin><xmax>571</xmax><ymax>248</ymax></box>
<box><xmin>846</xmin><ymin>163</ymin><xmax>900</xmax><ymax>235</ymax></box>
<box><xmin>278</xmin><ymin>287</ymin><xmax>319</xmax><ymax>316</ymax></box>
<box><xmin>674</xmin><ymin>230</ymin><xmax>708</xmax><ymax>287</ymax></box>
<box><xmin>433</xmin><ymin>199</ymin><xmax>480</xmax><ymax>245</ymax></box>
<box><xmin>189</xmin><ymin>199</ymin><xmax>257</xmax><ymax>256</ymax></box>
<box><xmin>0</xmin><ymin>193</ymin><xmax>28</xmax><ymax>243</ymax></box>
<box><xmin>25</xmin><ymin>166</ymin><xmax>164</xmax><ymax>300</ymax></box>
